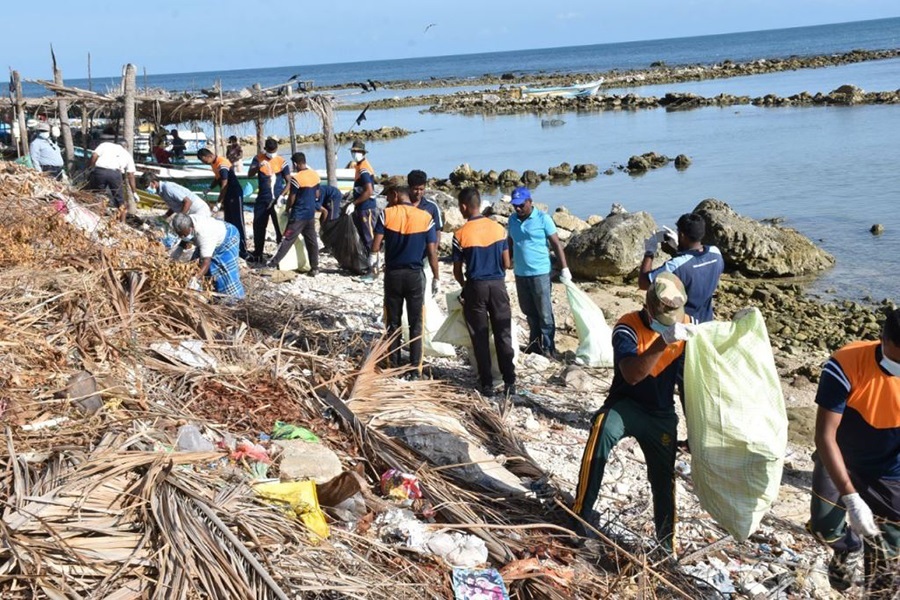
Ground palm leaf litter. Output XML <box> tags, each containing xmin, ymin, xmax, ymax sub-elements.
<box><xmin>0</xmin><ymin>162</ymin><xmax>705</xmax><ymax>598</ymax></box>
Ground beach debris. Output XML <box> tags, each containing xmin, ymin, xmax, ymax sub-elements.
<box><xmin>426</xmin><ymin>531</ymin><xmax>489</xmax><ymax>568</ymax></box>
<box><xmin>380</xmin><ymin>468</ymin><xmax>423</xmax><ymax>501</ymax></box>
<box><xmin>63</xmin><ymin>370</ymin><xmax>104</xmax><ymax>415</ymax></box>
<box><xmin>274</xmin><ymin>439</ymin><xmax>343</xmax><ymax>483</ymax></box>
<box><xmin>272</xmin><ymin>420</ymin><xmax>320</xmax><ymax>442</ymax></box>
<box><xmin>870</xmin><ymin>223</ymin><xmax>884</xmax><ymax>235</ymax></box>
<box><xmin>452</xmin><ymin>568</ymin><xmax>510</xmax><ymax>600</ymax></box>
<box><xmin>253</xmin><ymin>480</ymin><xmax>330</xmax><ymax>541</ymax></box>
<box><xmin>176</xmin><ymin>423</ymin><xmax>216</xmax><ymax>452</ymax></box>
<box><xmin>150</xmin><ymin>339</ymin><xmax>218</xmax><ymax>370</ymax></box>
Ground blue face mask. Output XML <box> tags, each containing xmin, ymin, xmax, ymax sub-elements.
<box><xmin>145</xmin><ymin>187</ymin><xmax>156</xmax><ymax>194</ymax></box>
<box><xmin>650</xmin><ymin>318</ymin><xmax>669</xmax><ymax>334</ymax></box>
<box><xmin>181</xmin><ymin>233</ymin><xmax>194</xmax><ymax>243</ymax></box>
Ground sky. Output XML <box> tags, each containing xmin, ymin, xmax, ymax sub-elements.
<box><xmin>4</xmin><ymin>0</ymin><xmax>898</xmax><ymax>80</ymax></box>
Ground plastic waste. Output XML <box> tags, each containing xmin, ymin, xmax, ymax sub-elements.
<box><xmin>380</xmin><ymin>468</ymin><xmax>423</xmax><ymax>501</ymax></box>
<box><xmin>241</xmin><ymin>181</ymin><xmax>253</xmax><ymax>197</ymax></box>
<box><xmin>452</xmin><ymin>568</ymin><xmax>510</xmax><ymax>600</ymax></box>
<box><xmin>563</xmin><ymin>281</ymin><xmax>613</xmax><ymax>367</ymax></box>
<box><xmin>374</xmin><ymin>508</ymin><xmax>429</xmax><ymax>550</ymax></box>
<box><xmin>402</xmin><ymin>268</ymin><xmax>455</xmax><ymax>357</ymax></box>
<box><xmin>427</xmin><ymin>532</ymin><xmax>488</xmax><ymax>568</ymax></box>
<box><xmin>253</xmin><ymin>480</ymin><xmax>330</xmax><ymax>540</ymax></box>
<box><xmin>684</xmin><ymin>308</ymin><xmax>787</xmax><ymax>541</ymax></box>
<box><xmin>175</xmin><ymin>424</ymin><xmax>214</xmax><ymax>452</ymax></box>
<box><xmin>320</xmin><ymin>213</ymin><xmax>368</xmax><ymax>274</ymax></box>
<box><xmin>272</xmin><ymin>421</ymin><xmax>319</xmax><ymax>442</ymax></box>
<box><xmin>274</xmin><ymin>204</ymin><xmax>310</xmax><ymax>272</ymax></box>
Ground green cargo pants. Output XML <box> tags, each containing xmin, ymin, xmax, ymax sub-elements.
<box><xmin>573</xmin><ymin>397</ymin><xmax>678</xmax><ymax>551</ymax></box>
<box><xmin>808</xmin><ymin>453</ymin><xmax>899</xmax><ymax>596</ymax></box>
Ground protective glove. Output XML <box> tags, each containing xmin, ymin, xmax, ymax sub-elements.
<box><xmin>660</xmin><ymin>322</ymin><xmax>698</xmax><ymax>345</ymax></box>
<box><xmin>187</xmin><ymin>277</ymin><xmax>202</xmax><ymax>291</ymax></box>
<box><xmin>644</xmin><ymin>231</ymin><xmax>662</xmax><ymax>255</ymax></box>
<box><xmin>133</xmin><ymin>192</ymin><xmax>141</xmax><ymax>204</ymax></box>
<box><xmin>366</xmin><ymin>252</ymin><xmax>378</xmax><ymax>268</ymax></box>
<box><xmin>431</xmin><ymin>278</ymin><xmax>440</xmax><ymax>297</ymax></box>
<box><xmin>842</xmin><ymin>493</ymin><xmax>880</xmax><ymax>536</ymax></box>
<box><xmin>661</xmin><ymin>225</ymin><xmax>678</xmax><ymax>249</ymax></box>
<box><xmin>344</xmin><ymin>202</ymin><xmax>356</xmax><ymax>216</ymax></box>
<box><xmin>560</xmin><ymin>267</ymin><xmax>573</xmax><ymax>284</ymax></box>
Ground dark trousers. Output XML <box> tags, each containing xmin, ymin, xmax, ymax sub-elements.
<box><xmin>573</xmin><ymin>398</ymin><xmax>678</xmax><ymax>551</ymax></box>
<box><xmin>41</xmin><ymin>165</ymin><xmax>64</xmax><ymax>179</ymax></box>
<box><xmin>353</xmin><ymin>206</ymin><xmax>376</xmax><ymax>253</ymax></box>
<box><xmin>252</xmin><ymin>199</ymin><xmax>282</xmax><ymax>257</ymax></box>
<box><xmin>462</xmin><ymin>279</ymin><xmax>516</xmax><ymax>388</ymax></box>
<box><xmin>808</xmin><ymin>453</ymin><xmax>899</xmax><ymax>595</ymax></box>
<box><xmin>270</xmin><ymin>219</ymin><xmax>318</xmax><ymax>270</ymax></box>
<box><xmin>515</xmin><ymin>273</ymin><xmax>556</xmax><ymax>356</ymax></box>
<box><xmin>222</xmin><ymin>191</ymin><xmax>247</xmax><ymax>259</ymax></box>
<box><xmin>384</xmin><ymin>268</ymin><xmax>426</xmax><ymax>372</ymax></box>
<box><xmin>88</xmin><ymin>167</ymin><xmax>124</xmax><ymax>208</ymax></box>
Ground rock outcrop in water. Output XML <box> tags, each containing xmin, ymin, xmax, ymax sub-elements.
<box><xmin>565</xmin><ymin>211</ymin><xmax>658</xmax><ymax>279</ymax></box>
<box><xmin>693</xmin><ymin>199</ymin><xmax>835</xmax><ymax>277</ymax></box>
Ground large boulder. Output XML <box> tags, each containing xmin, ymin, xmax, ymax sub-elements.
<box><xmin>449</xmin><ymin>163</ymin><xmax>476</xmax><ymax>186</ymax></box>
<box><xmin>693</xmin><ymin>199</ymin><xmax>835</xmax><ymax>276</ymax></box>
<box><xmin>552</xmin><ymin>206</ymin><xmax>589</xmax><ymax>233</ymax></box>
<box><xmin>429</xmin><ymin>189</ymin><xmax>465</xmax><ymax>232</ymax></box>
<box><xmin>565</xmin><ymin>211</ymin><xmax>657</xmax><ymax>279</ymax></box>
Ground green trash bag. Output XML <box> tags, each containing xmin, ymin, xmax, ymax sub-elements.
<box><xmin>683</xmin><ymin>307</ymin><xmax>787</xmax><ymax>542</ymax></box>
<box><xmin>563</xmin><ymin>281</ymin><xmax>613</xmax><ymax>368</ymax></box>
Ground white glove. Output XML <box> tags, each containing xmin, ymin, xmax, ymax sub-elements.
<box><xmin>187</xmin><ymin>277</ymin><xmax>202</xmax><ymax>291</ymax></box>
<box><xmin>344</xmin><ymin>202</ymin><xmax>356</xmax><ymax>216</ymax></box>
<box><xmin>660</xmin><ymin>322</ymin><xmax>697</xmax><ymax>345</ymax></box>
<box><xmin>842</xmin><ymin>493</ymin><xmax>880</xmax><ymax>536</ymax></box>
<box><xmin>431</xmin><ymin>278</ymin><xmax>440</xmax><ymax>297</ymax></box>
<box><xmin>367</xmin><ymin>253</ymin><xmax>378</xmax><ymax>268</ymax></box>
<box><xmin>644</xmin><ymin>231</ymin><xmax>662</xmax><ymax>255</ymax></box>
<box><xmin>259</xmin><ymin>160</ymin><xmax>269</xmax><ymax>169</ymax></box>
<box><xmin>661</xmin><ymin>226</ymin><xmax>678</xmax><ymax>249</ymax></box>
<box><xmin>133</xmin><ymin>192</ymin><xmax>141</xmax><ymax>204</ymax></box>
<box><xmin>560</xmin><ymin>267</ymin><xmax>572</xmax><ymax>284</ymax></box>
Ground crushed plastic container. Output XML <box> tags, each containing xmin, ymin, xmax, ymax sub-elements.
<box><xmin>175</xmin><ymin>424</ymin><xmax>214</xmax><ymax>452</ymax></box>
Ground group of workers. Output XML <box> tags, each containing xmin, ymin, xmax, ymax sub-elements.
<box><xmin>35</xmin><ymin>121</ymin><xmax>897</xmax><ymax>593</ymax></box>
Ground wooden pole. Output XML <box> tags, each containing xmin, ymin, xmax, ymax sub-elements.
<box><xmin>123</xmin><ymin>63</ymin><xmax>137</xmax><ymax>214</ymax></box>
<box><xmin>319</xmin><ymin>98</ymin><xmax>338</xmax><ymax>186</ymax></box>
<box><xmin>11</xmin><ymin>70</ymin><xmax>28</xmax><ymax>158</ymax></box>
<box><xmin>87</xmin><ymin>52</ymin><xmax>92</xmax><ymax>91</ymax></box>
<box><xmin>287</xmin><ymin>108</ymin><xmax>297</xmax><ymax>155</ymax></box>
<box><xmin>51</xmin><ymin>46</ymin><xmax>75</xmax><ymax>170</ymax></box>
<box><xmin>214</xmin><ymin>107</ymin><xmax>224</xmax><ymax>158</ymax></box>
<box><xmin>252</xmin><ymin>83</ymin><xmax>264</xmax><ymax>154</ymax></box>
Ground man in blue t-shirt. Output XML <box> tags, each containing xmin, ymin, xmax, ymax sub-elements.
<box><xmin>639</xmin><ymin>212</ymin><xmax>724</xmax><ymax>323</ymax></box>
<box><xmin>506</xmin><ymin>187</ymin><xmax>571</xmax><ymax>358</ymax></box>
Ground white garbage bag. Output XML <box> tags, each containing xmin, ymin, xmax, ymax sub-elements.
<box><xmin>563</xmin><ymin>281</ymin><xmax>613</xmax><ymax>367</ymax></box>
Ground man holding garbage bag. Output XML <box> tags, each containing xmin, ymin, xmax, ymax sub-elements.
<box><xmin>639</xmin><ymin>213</ymin><xmax>723</xmax><ymax>323</ymax></box>
<box><xmin>572</xmin><ymin>273</ymin><xmax>696</xmax><ymax>554</ymax></box>
<box><xmin>506</xmin><ymin>186</ymin><xmax>571</xmax><ymax>359</ymax></box>
<box><xmin>808</xmin><ymin>307</ymin><xmax>900</xmax><ymax>596</ymax></box>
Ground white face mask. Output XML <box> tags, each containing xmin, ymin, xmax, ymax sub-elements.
<box><xmin>881</xmin><ymin>353</ymin><xmax>900</xmax><ymax>377</ymax></box>
<box><xmin>352</xmin><ymin>152</ymin><xmax>364</xmax><ymax>162</ymax></box>
<box><xmin>38</xmin><ymin>132</ymin><xmax>50</xmax><ymax>139</ymax></box>
<box><xmin>265</xmin><ymin>152</ymin><xmax>275</xmax><ymax>159</ymax></box>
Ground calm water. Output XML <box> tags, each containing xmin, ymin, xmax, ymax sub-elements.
<box><xmin>17</xmin><ymin>18</ymin><xmax>900</xmax><ymax>302</ymax></box>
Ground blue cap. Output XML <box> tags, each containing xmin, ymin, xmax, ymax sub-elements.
<box><xmin>510</xmin><ymin>187</ymin><xmax>531</xmax><ymax>205</ymax></box>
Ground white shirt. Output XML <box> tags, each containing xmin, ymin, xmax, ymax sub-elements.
<box><xmin>189</xmin><ymin>215</ymin><xmax>226</xmax><ymax>259</ymax></box>
<box><xmin>159</xmin><ymin>181</ymin><xmax>211</xmax><ymax>218</ymax></box>
<box><xmin>92</xmin><ymin>142</ymin><xmax>136</xmax><ymax>173</ymax></box>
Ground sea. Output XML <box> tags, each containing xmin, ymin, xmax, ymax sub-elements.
<box><xmin>26</xmin><ymin>17</ymin><xmax>900</xmax><ymax>303</ymax></box>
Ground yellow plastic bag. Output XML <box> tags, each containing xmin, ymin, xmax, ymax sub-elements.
<box><xmin>684</xmin><ymin>308</ymin><xmax>787</xmax><ymax>541</ymax></box>
<box><xmin>274</xmin><ymin>204</ymin><xmax>310</xmax><ymax>272</ymax></box>
<box><xmin>254</xmin><ymin>480</ymin><xmax>329</xmax><ymax>541</ymax></box>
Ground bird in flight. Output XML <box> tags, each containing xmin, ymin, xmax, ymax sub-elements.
<box><xmin>424</xmin><ymin>23</ymin><xmax>437</xmax><ymax>33</ymax></box>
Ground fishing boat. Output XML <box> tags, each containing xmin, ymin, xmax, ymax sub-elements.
<box><xmin>520</xmin><ymin>78</ymin><xmax>604</xmax><ymax>99</ymax></box>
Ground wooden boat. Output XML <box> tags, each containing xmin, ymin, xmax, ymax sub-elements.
<box><xmin>520</xmin><ymin>78</ymin><xmax>604</xmax><ymax>99</ymax></box>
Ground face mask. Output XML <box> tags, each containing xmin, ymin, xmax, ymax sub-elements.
<box><xmin>181</xmin><ymin>233</ymin><xmax>194</xmax><ymax>242</ymax></box>
<box><xmin>352</xmin><ymin>152</ymin><xmax>364</xmax><ymax>162</ymax></box>
<box><xmin>881</xmin><ymin>354</ymin><xmax>900</xmax><ymax>377</ymax></box>
<box><xmin>145</xmin><ymin>187</ymin><xmax>156</xmax><ymax>194</ymax></box>
<box><xmin>38</xmin><ymin>132</ymin><xmax>50</xmax><ymax>139</ymax></box>
<box><xmin>650</xmin><ymin>318</ymin><xmax>669</xmax><ymax>334</ymax></box>
<box><xmin>265</xmin><ymin>152</ymin><xmax>275</xmax><ymax>159</ymax></box>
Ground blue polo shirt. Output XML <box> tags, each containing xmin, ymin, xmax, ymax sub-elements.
<box><xmin>649</xmin><ymin>246</ymin><xmax>724</xmax><ymax>323</ymax></box>
<box><xmin>507</xmin><ymin>208</ymin><xmax>557</xmax><ymax>277</ymax></box>
<box><xmin>320</xmin><ymin>185</ymin><xmax>343</xmax><ymax>221</ymax></box>
<box><xmin>452</xmin><ymin>216</ymin><xmax>508</xmax><ymax>281</ymax></box>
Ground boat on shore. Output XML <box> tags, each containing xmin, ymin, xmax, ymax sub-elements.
<box><xmin>520</xmin><ymin>78</ymin><xmax>604</xmax><ymax>99</ymax></box>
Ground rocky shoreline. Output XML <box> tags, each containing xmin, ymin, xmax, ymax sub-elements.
<box><xmin>326</xmin><ymin>48</ymin><xmax>900</xmax><ymax>94</ymax></box>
